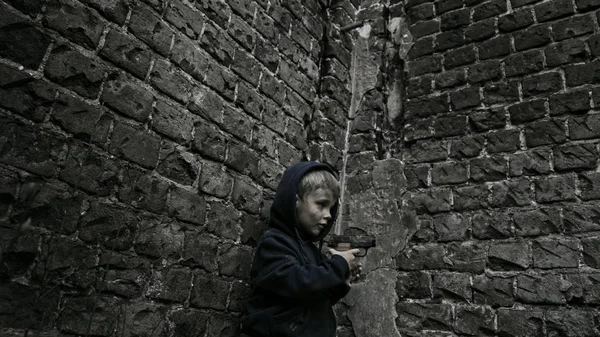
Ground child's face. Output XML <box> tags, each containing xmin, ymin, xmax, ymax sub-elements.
<box><xmin>296</xmin><ymin>188</ymin><xmax>335</xmax><ymax>238</ymax></box>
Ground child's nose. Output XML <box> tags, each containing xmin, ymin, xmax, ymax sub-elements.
<box><xmin>323</xmin><ymin>209</ymin><xmax>331</xmax><ymax>220</ymax></box>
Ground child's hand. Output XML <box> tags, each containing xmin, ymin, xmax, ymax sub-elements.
<box><xmin>329</xmin><ymin>248</ymin><xmax>360</xmax><ymax>271</ymax></box>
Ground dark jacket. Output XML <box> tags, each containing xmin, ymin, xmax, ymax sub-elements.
<box><xmin>241</xmin><ymin>161</ymin><xmax>351</xmax><ymax>337</ymax></box>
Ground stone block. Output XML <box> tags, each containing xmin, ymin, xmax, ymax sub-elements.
<box><xmin>490</xmin><ymin>179</ymin><xmax>533</xmax><ymax>207</ymax></box>
<box><xmin>405</xmin><ymin>140</ymin><xmax>449</xmax><ymax>163</ymax></box>
<box><xmin>469</xmin><ymin>107</ymin><xmax>506</xmax><ymax>131</ymax></box>
<box><xmin>564</xmin><ymin>203</ymin><xmax>600</xmax><ymax>233</ymax></box>
<box><xmin>497</xmin><ymin>308</ymin><xmax>544</xmax><ymax>337</ymax></box>
<box><xmin>259</xmin><ymin>72</ymin><xmax>286</xmax><ymax>105</ymax></box>
<box><xmin>546</xmin><ymin>309</ymin><xmax>599</xmax><ymax>336</ymax></box>
<box><xmin>470</xmin><ymin>156</ymin><xmax>507</xmax><ymax>182</ymax></box>
<box><xmin>468</xmin><ymin>60</ymin><xmax>501</xmax><ymax>83</ymax></box>
<box><xmin>509</xmin><ymin>148</ymin><xmax>552</xmax><ymax>176</ymax></box>
<box><xmin>397</xmin><ymin>244</ymin><xmax>446</xmax><ymax>270</ymax></box>
<box><xmin>549</xmin><ymin>90</ymin><xmax>590</xmax><ymax>116</ymax></box>
<box><xmin>407</xmin><ymin>3</ymin><xmax>434</xmax><ymax>23</ymax></box>
<box><xmin>59</xmin><ymin>142</ymin><xmax>118</xmax><ymax>195</ymax></box>
<box><xmin>79</xmin><ymin>201</ymin><xmax>137</xmax><ymax>250</ymax></box>
<box><xmin>207</xmin><ymin>313</ymin><xmax>240</xmax><ymax>337</ymax></box>
<box><xmin>227</xmin><ymin>14</ymin><xmax>257</xmax><ymax>51</ymax></box>
<box><xmin>100</xmin><ymin>28</ymin><xmax>153</xmax><ymax>80</ymax></box>
<box><xmin>514</xmin><ymin>207</ymin><xmax>561</xmax><ymax>237</ymax></box>
<box><xmin>183</xmin><ymin>231</ymin><xmax>218</xmax><ymax>271</ymax></box>
<box><xmin>433</xmin><ymin>272</ymin><xmax>471</xmax><ymax>302</ymax></box>
<box><xmin>59</xmin><ymin>296</ymin><xmax>120</xmax><ymax>336</ymax></box>
<box><xmin>218</xmin><ymin>243</ymin><xmax>253</xmax><ymax>279</ymax></box>
<box><xmin>483</xmin><ymin>81</ymin><xmax>519</xmax><ymax>104</ymax></box>
<box><xmin>525</xmin><ymin>119</ymin><xmax>567</xmax><ymax>147</ymax></box>
<box><xmin>225</xmin><ymin>139</ymin><xmax>260</xmax><ymax>179</ymax></box>
<box><xmin>157</xmin><ymin>144</ymin><xmax>200</xmax><ymax>186</ymax></box>
<box><xmin>118</xmin><ymin>166</ymin><xmax>168</xmax><ymax>212</ymax></box>
<box><xmin>190</xmin><ymin>272</ymin><xmax>229</xmax><ymax>310</ymax></box>
<box><xmin>409</xmin><ymin>189</ymin><xmax>452</xmax><ymax>214</ymax></box>
<box><xmin>397</xmin><ymin>272</ymin><xmax>432</xmax><ymax>299</ymax></box>
<box><xmin>44</xmin><ymin>45</ymin><xmax>107</xmax><ymax>99</ymax></box>
<box><xmin>169</xmin><ymin>309</ymin><xmax>209</xmax><ymax>337</ymax></box>
<box><xmin>499</xmin><ymin>9</ymin><xmax>534</xmax><ymax>32</ymax></box>
<box><xmin>516</xmin><ymin>273</ymin><xmax>569</xmax><ymax>304</ymax></box>
<box><xmin>489</xmin><ymin>241</ymin><xmax>530</xmax><ymax>270</ymax></box>
<box><xmin>407</xmin><ymin>55</ymin><xmax>443</xmax><ymax>77</ymax></box>
<box><xmin>533</xmin><ymin>238</ymin><xmax>579</xmax><ymax>268</ymax></box>
<box><xmin>196</xmin><ymin>0</ymin><xmax>230</xmax><ymax>28</ymax></box>
<box><xmin>534</xmin><ymin>174</ymin><xmax>576</xmax><ymax>203</ymax></box>
<box><xmin>565</xmin><ymin>60</ymin><xmax>600</xmax><ymax>87</ymax></box>
<box><xmin>206</xmin><ymin>201</ymin><xmax>242</xmax><ymax>240</ymax></box>
<box><xmin>473</xmin><ymin>275</ymin><xmax>514</xmax><ymax>307</ymax></box>
<box><xmin>431</xmin><ymin>161</ymin><xmax>468</xmax><ymax>185</ymax></box>
<box><xmin>149</xmin><ymin>58</ymin><xmax>195</xmax><ymax>104</ymax></box>
<box><xmin>408</xmin><ymin>37</ymin><xmax>434</xmax><ymax>59</ymax></box>
<box><xmin>146</xmin><ymin>268</ymin><xmax>192</xmax><ymax>303</ymax></box>
<box><xmin>52</xmin><ymin>94</ymin><xmax>112</xmax><ymax>146</ymax></box>
<box><xmin>509</xmin><ymin>99</ymin><xmax>546</xmax><ymax>124</ymax></box>
<box><xmin>200</xmin><ymin>21</ymin><xmax>235</xmax><ymax>67</ymax></box>
<box><xmin>0</xmin><ymin>65</ymin><xmax>56</xmax><ymax>122</ymax></box>
<box><xmin>199</xmin><ymin>161</ymin><xmax>233</xmax><ymax>198</ymax></box>
<box><xmin>129</xmin><ymin>4</ymin><xmax>174</xmax><ymax>56</ymax></box>
<box><xmin>478</xmin><ymin>35</ymin><xmax>511</xmax><ymax>60</ymax></box>
<box><xmin>0</xmin><ymin>5</ymin><xmax>51</xmax><ymax>69</ymax></box>
<box><xmin>410</xmin><ymin>19</ymin><xmax>440</xmax><ymax>39</ymax></box>
<box><xmin>522</xmin><ymin>72</ymin><xmax>563</xmax><ymax>97</ymax></box>
<box><xmin>434</xmin><ymin>69</ymin><xmax>466</xmax><ymax>90</ymax></box>
<box><xmin>406</xmin><ymin>94</ymin><xmax>449</xmax><ymax>119</ymax></box>
<box><xmin>434</xmin><ymin>29</ymin><xmax>465</xmax><ymax>52</ymax></box>
<box><xmin>109</xmin><ymin>120</ymin><xmax>160</xmax><ymax>168</ymax></box>
<box><xmin>44</xmin><ymin>0</ymin><xmax>105</xmax><ymax>49</ymax></box>
<box><xmin>581</xmin><ymin>237</ymin><xmax>600</xmax><ymax>268</ymax></box>
<box><xmin>465</xmin><ymin>17</ymin><xmax>496</xmax><ymax>42</ymax></box>
<box><xmin>472</xmin><ymin>210</ymin><xmax>513</xmax><ymax>239</ymax></box>
<box><xmin>473</xmin><ymin>0</ymin><xmax>507</xmax><ymax>21</ymax></box>
<box><xmin>554</xmin><ymin>143</ymin><xmax>598</xmax><ymax>171</ymax></box>
<box><xmin>552</xmin><ymin>14</ymin><xmax>594</xmax><ymax>41</ymax></box>
<box><xmin>396</xmin><ymin>303</ymin><xmax>453</xmax><ymax>331</ymax></box>
<box><xmin>444</xmin><ymin>45</ymin><xmax>476</xmax><ymax>69</ymax></box>
<box><xmin>534</xmin><ymin>0</ymin><xmax>574</xmax><ymax>22</ymax></box>
<box><xmin>445</xmin><ymin>241</ymin><xmax>487</xmax><ymax>273</ymax></box>
<box><xmin>514</xmin><ymin>24</ymin><xmax>551</xmax><ymax>51</ymax></box>
<box><xmin>505</xmin><ymin>50</ymin><xmax>544</xmax><ymax>77</ymax></box>
<box><xmin>229</xmin><ymin>280</ymin><xmax>251</xmax><ymax>312</ymax></box>
<box><xmin>169</xmin><ymin>185</ymin><xmax>206</xmax><ymax>225</ymax></box>
<box><xmin>441</xmin><ymin>8</ymin><xmax>470</xmax><ymax>31</ymax></box>
<box><xmin>405</xmin><ymin>164</ymin><xmax>430</xmax><ymax>189</ymax></box>
<box><xmin>547</xmin><ymin>39</ymin><xmax>588</xmax><ymax>67</ymax></box>
<box><xmin>569</xmin><ymin>113</ymin><xmax>600</xmax><ymax>140</ymax></box>
<box><xmin>79</xmin><ymin>0</ymin><xmax>129</xmax><ymax>25</ymax></box>
<box><xmin>487</xmin><ymin>129</ymin><xmax>520</xmax><ymax>154</ymax></box>
<box><xmin>193</xmin><ymin>121</ymin><xmax>228</xmax><ymax>162</ymax></box>
<box><xmin>449</xmin><ymin>135</ymin><xmax>484</xmax><ymax>159</ymax></box>
<box><xmin>165</xmin><ymin>0</ymin><xmax>204</xmax><ymax>39</ymax></box>
<box><xmin>579</xmin><ymin>172</ymin><xmax>600</xmax><ymax>200</ymax></box>
<box><xmin>453</xmin><ymin>184</ymin><xmax>490</xmax><ymax>211</ymax></box>
<box><xmin>134</xmin><ymin>217</ymin><xmax>183</xmax><ymax>259</ymax></box>
<box><xmin>433</xmin><ymin>212</ymin><xmax>469</xmax><ymax>242</ymax></box>
<box><xmin>454</xmin><ymin>305</ymin><xmax>495</xmax><ymax>335</ymax></box>
<box><xmin>101</xmin><ymin>73</ymin><xmax>154</xmax><ymax>121</ymax></box>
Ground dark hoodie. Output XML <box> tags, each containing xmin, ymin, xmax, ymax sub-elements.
<box><xmin>241</xmin><ymin>161</ymin><xmax>351</xmax><ymax>337</ymax></box>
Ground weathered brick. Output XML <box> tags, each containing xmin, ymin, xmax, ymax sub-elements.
<box><xmin>169</xmin><ymin>309</ymin><xmax>209</xmax><ymax>337</ymax></box>
<box><xmin>118</xmin><ymin>166</ymin><xmax>169</xmax><ymax>213</ymax></box>
<box><xmin>409</xmin><ymin>20</ymin><xmax>440</xmax><ymax>39</ymax></box>
<box><xmin>129</xmin><ymin>4</ymin><xmax>174</xmax><ymax>56</ymax></box>
<box><xmin>165</xmin><ymin>0</ymin><xmax>204</xmax><ymax>39</ymax></box>
<box><xmin>406</xmin><ymin>94</ymin><xmax>449</xmax><ymax>118</ymax></box>
<box><xmin>535</xmin><ymin>174</ymin><xmax>577</xmax><ymax>203</ymax></box>
<box><xmin>153</xmin><ymin>100</ymin><xmax>196</xmax><ymax>144</ymax></box>
<box><xmin>469</xmin><ymin>107</ymin><xmax>506</xmax><ymax>131</ymax></box>
<box><xmin>465</xmin><ymin>18</ymin><xmax>496</xmax><ymax>42</ymax></box>
<box><xmin>434</xmin><ymin>115</ymin><xmax>468</xmax><ymax>137</ymax></box>
<box><xmin>44</xmin><ymin>45</ymin><xmax>107</xmax><ymax>99</ymax></box>
<box><xmin>569</xmin><ymin>113</ymin><xmax>600</xmax><ymax>140</ymax></box>
<box><xmin>431</xmin><ymin>161</ymin><xmax>468</xmax><ymax>185</ymax></box>
<box><xmin>509</xmin><ymin>100</ymin><xmax>546</xmax><ymax>124</ymax></box>
<box><xmin>579</xmin><ymin>172</ymin><xmax>600</xmax><ymax>200</ymax></box>
<box><xmin>169</xmin><ymin>186</ymin><xmax>206</xmax><ymax>225</ymax></box>
<box><xmin>193</xmin><ymin>120</ymin><xmax>228</xmax><ymax>162</ymax></box>
<box><xmin>190</xmin><ymin>272</ymin><xmax>229</xmax><ymax>310</ymax></box>
<box><xmin>554</xmin><ymin>143</ymin><xmax>598</xmax><ymax>171</ymax></box>
<box><xmin>433</xmin><ymin>272</ymin><xmax>471</xmax><ymax>301</ymax></box>
<box><xmin>441</xmin><ymin>8</ymin><xmax>470</xmax><ymax>31</ymax></box>
<box><xmin>549</xmin><ymin>90</ymin><xmax>590</xmax><ymax>116</ymax></box>
<box><xmin>533</xmin><ymin>238</ymin><xmax>579</xmax><ymax>268</ymax></box>
<box><xmin>473</xmin><ymin>0</ymin><xmax>507</xmax><ymax>21</ymax></box>
<box><xmin>100</xmin><ymin>28</ymin><xmax>153</xmax><ymax>80</ymax></box>
<box><xmin>453</xmin><ymin>184</ymin><xmax>490</xmax><ymax>211</ymax></box>
<box><xmin>434</xmin><ymin>69</ymin><xmax>466</xmax><ymax>89</ymax></box>
<box><xmin>525</xmin><ymin>119</ymin><xmax>567</xmax><ymax>147</ymax></box>
<box><xmin>405</xmin><ymin>164</ymin><xmax>430</xmax><ymax>189</ymax></box>
<box><xmin>505</xmin><ymin>50</ymin><xmax>545</xmax><ymax>78</ymax></box>
<box><xmin>473</xmin><ymin>275</ymin><xmax>514</xmax><ymax>307</ymax></box>
<box><xmin>450</xmin><ymin>86</ymin><xmax>480</xmax><ymax>111</ymax></box>
<box><xmin>499</xmin><ymin>9</ymin><xmax>534</xmax><ymax>32</ymax></box>
<box><xmin>396</xmin><ymin>303</ymin><xmax>453</xmax><ymax>331</ymax></box>
<box><xmin>110</xmin><ymin>121</ymin><xmax>160</xmax><ymax>168</ymax></box>
<box><xmin>522</xmin><ymin>72</ymin><xmax>563</xmax><ymax>97</ymax></box>
<box><xmin>408</xmin><ymin>37</ymin><xmax>434</xmax><ymax>59</ymax></box>
<box><xmin>434</xmin><ymin>28</ymin><xmax>465</xmax><ymax>52</ymax></box>
<box><xmin>0</xmin><ymin>5</ymin><xmax>51</xmax><ymax>69</ymax></box>
<box><xmin>200</xmin><ymin>21</ymin><xmax>235</xmax><ymax>66</ymax></box>
<box><xmin>514</xmin><ymin>207</ymin><xmax>561</xmax><ymax>236</ymax></box>
<box><xmin>445</xmin><ymin>241</ymin><xmax>487</xmax><ymax>273</ymax></box>
<box><xmin>0</xmin><ymin>66</ymin><xmax>56</xmax><ymax>122</ymax></box>
<box><xmin>157</xmin><ymin>144</ymin><xmax>200</xmax><ymax>185</ymax></box>
<box><xmin>470</xmin><ymin>156</ymin><xmax>507</xmax><ymax>182</ymax></box>
<box><xmin>444</xmin><ymin>45</ymin><xmax>476</xmax><ymax>69</ymax></box>
<box><xmin>509</xmin><ymin>148</ymin><xmax>552</xmax><ymax>176</ymax></box>
<box><xmin>547</xmin><ymin>39</ymin><xmax>588</xmax><ymax>68</ymax></box>
<box><xmin>146</xmin><ymin>268</ymin><xmax>192</xmax><ymax>303</ymax></box>
<box><xmin>454</xmin><ymin>305</ymin><xmax>495</xmax><ymax>335</ymax></box>
<box><xmin>408</xmin><ymin>55</ymin><xmax>443</xmax><ymax>76</ymax></box>
<box><xmin>222</xmin><ymin>106</ymin><xmax>254</xmax><ymax>144</ymax></box>
<box><xmin>487</xmin><ymin>129</ymin><xmax>521</xmax><ymax>153</ymax></box>
<box><xmin>79</xmin><ymin>0</ymin><xmax>129</xmax><ymax>25</ymax></box>
<box><xmin>472</xmin><ymin>210</ymin><xmax>513</xmax><ymax>239</ymax></box>
<box><xmin>52</xmin><ymin>94</ymin><xmax>112</xmax><ymax>146</ymax></box>
<box><xmin>546</xmin><ymin>309</ymin><xmax>599</xmax><ymax>336</ymax></box>
<box><xmin>207</xmin><ymin>201</ymin><xmax>242</xmax><ymax>240</ymax></box>
<box><xmin>133</xmin><ymin>216</ymin><xmax>183</xmax><ymax>260</ymax></box>
<box><xmin>407</xmin><ymin>3</ymin><xmax>434</xmax><ymax>22</ymax></box>
<box><xmin>405</xmin><ymin>139</ymin><xmax>449</xmax><ymax>163</ymax></box>
<box><xmin>225</xmin><ymin>139</ymin><xmax>260</xmax><ymax>178</ymax></box>
<box><xmin>409</xmin><ymin>189</ymin><xmax>452</xmax><ymax>214</ymax></box>
<box><xmin>491</xmin><ymin>179</ymin><xmax>533</xmax><ymax>207</ymax></box>
<box><xmin>149</xmin><ymin>58</ymin><xmax>196</xmax><ymax>104</ymax></box>
<box><xmin>101</xmin><ymin>73</ymin><xmax>154</xmax><ymax>122</ymax></box>
<box><xmin>534</xmin><ymin>0</ymin><xmax>574</xmax><ymax>22</ymax></box>
<box><xmin>565</xmin><ymin>60</ymin><xmax>600</xmax><ymax>87</ymax></box>
<box><xmin>218</xmin><ymin>243</ymin><xmax>253</xmax><ymax>279</ymax></box>
<box><xmin>468</xmin><ymin>60</ymin><xmax>501</xmax><ymax>83</ymax></box>
<box><xmin>433</xmin><ymin>213</ymin><xmax>469</xmax><ymax>241</ymax></box>
<box><xmin>59</xmin><ymin>142</ymin><xmax>119</xmax><ymax>195</ymax></box>
<box><xmin>564</xmin><ymin>203</ymin><xmax>600</xmax><ymax>233</ymax></box>
<box><xmin>183</xmin><ymin>231</ymin><xmax>218</xmax><ymax>271</ymax></box>
<box><xmin>489</xmin><ymin>241</ymin><xmax>530</xmax><ymax>270</ymax></box>
<box><xmin>278</xmin><ymin>141</ymin><xmax>303</xmax><ymax>167</ymax></box>
<box><xmin>514</xmin><ymin>24</ymin><xmax>551</xmax><ymax>51</ymax></box>
<box><xmin>478</xmin><ymin>36</ymin><xmax>511</xmax><ymax>60</ymax></box>
<box><xmin>576</xmin><ymin>0</ymin><xmax>600</xmax><ymax>10</ymax></box>
<box><xmin>581</xmin><ymin>237</ymin><xmax>600</xmax><ymax>268</ymax></box>
<box><xmin>259</xmin><ymin>72</ymin><xmax>286</xmax><ymax>105</ymax></box>
<box><xmin>497</xmin><ymin>308</ymin><xmax>544</xmax><ymax>336</ymax></box>
<box><xmin>397</xmin><ymin>272</ymin><xmax>432</xmax><ymax>299</ymax></box>
<box><xmin>435</xmin><ymin>0</ymin><xmax>462</xmax><ymax>14</ymax></box>
<box><xmin>59</xmin><ymin>296</ymin><xmax>119</xmax><ymax>335</ymax></box>
<box><xmin>4</xmin><ymin>0</ymin><xmax>44</xmax><ymax>15</ymax></box>
<box><xmin>79</xmin><ymin>201</ymin><xmax>137</xmax><ymax>250</ymax></box>
<box><xmin>552</xmin><ymin>14</ymin><xmax>594</xmax><ymax>41</ymax></box>
<box><xmin>44</xmin><ymin>0</ymin><xmax>105</xmax><ymax>49</ymax></box>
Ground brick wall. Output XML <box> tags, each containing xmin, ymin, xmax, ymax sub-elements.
<box><xmin>0</xmin><ymin>0</ymin><xmax>349</xmax><ymax>336</ymax></box>
<box><xmin>399</xmin><ymin>0</ymin><xmax>600</xmax><ymax>335</ymax></box>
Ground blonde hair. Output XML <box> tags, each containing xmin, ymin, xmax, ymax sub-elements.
<box><xmin>297</xmin><ymin>170</ymin><xmax>340</xmax><ymax>200</ymax></box>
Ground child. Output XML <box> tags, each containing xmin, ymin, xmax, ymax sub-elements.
<box><xmin>240</xmin><ymin>161</ymin><xmax>361</xmax><ymax>337</ymax></box>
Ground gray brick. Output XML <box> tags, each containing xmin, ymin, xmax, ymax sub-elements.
<box><xmin>551</xmin><ymin>14</ymin><xmax>594</xmax><ymax>41</ymax></box>
<box><xmin>433</xmin><ymin>272</ymin><xmax>471</xmax><ymax>301</ymax></box>
<box><xmin>472</xmin><ymin>210</ymin><xmax>513</xmax><ymax>239</ymax></box>
<box><xmin>525</xmin><ymin>119</ymin><xmax>567</xmax><ymax>147</ymax></box>
<box><xmin>473</xmin><ymin>275</ymin><xmax>515</xmax><ymax>307</ymax></box>
<box><xmin>129</xmin><ymin>4</ymin><xmax>174</xmax><ymax>56</ymax></box>
<box><xmin>454</xmin><ymin>305</ymin><xmax>495</xmax><ymax>335</ymax></box>
<box><xmin>509</xmin><ymin>148</ymin><xmax>552</xmax><ymax>176</ymax></box>
<box><xmin>433</xmin><ymin>212</ymin><xmax>469</xmax><ymax>241</ymax></box>
<box><xmin>546</xmin><ymin>39</ymin><xmax>588</xmax><ymax>67</ymax></box>
<box><xmin>453</xmin><ymin>184</ymin><xmax>490</xmax><ymax>211</ymax></box>
<box><xmin>396</xmin><ymin>303</ymin><xmax>453</xmax><ymax>331</ymax></box>
<box><xmin>44</xmin><ymin>0</ymin><xmax>105</xmax><ymax>49</ymax></box>
<box><xmin>491</xmin><ymin>179</ymin><xmax>533</xmax><ymax>207</ymax></box>
<box><xmin>554</xmin><ymin>143</ymin><xmax>598</xmax><ymax>171</ymax></box>
<box><xmin>535</xmin><ymin>174</ymin><xmax>577</xmax><ymax>203</ymax></box>
<box><xmin>489</xmin><ymin>242</ymin><xmax>530</xmax><ymax>270</ymax></box>
<box><xmin>582</xmin><ymin>237</ymin><xmax>600</xmax><ymax>268</ymax></box>
<box><xmin>432</xmin><ymin>161</ymin><xmax>468</xmax><ymax>185</ymax></box>
<box><xmin>533</xmin><ymin>238</ymin><xmax>579</xmax><ymax>268</ymax></box>
<box><xmin>469</xmin><ymin>107</ymin><xmax>506</xmax><ymax>131</ymax></box>
<box><xmin>169</xmin><ymin>185</ymin><xmax>206</xmax><ymax>225</ymax></box>
<box><xmin>514</xmin><ymin>207</ymin><xmax>562</xmax><ymax>237</ymax></box>
<box><xmin>569</xmin><ymin>113</ymin><xmax>600</xmax><ymax>140</ymax></box>
<box><xmin>514</xmin><ymin>24</ymin><xmax>551</xmax><ymax>51</ymax></box>
<box><xmin>397</xmin><ymin>272</ymin><xmax>432</xmax><ymax>299</ymax></box>
<box><xmin>406</xmin><ymin>140</ymin><xmax>449</xmax><ymax>163</ymax></box>
<box><xmin>487</xmin><ymin>129</ymin><xmax>521</xmax><ymax>153</ymax></box>
<box><xmin>505</xmin><ymin>50</ymin><xmax>544</xmax><ymax>78</ymax></box>
<box><xmin>546</xmin><ymin>309</ymin><xmax>599</xmax><ymax>337</ymax></box>
<box><xmin>445</xmin><ymin>241</ymin><xmax>487</xmax><ymax>273</ymax></box>
<box><xmin>101</xmin><ymin>73</ymin><xmax>154</xmax><ymax>122</ymax></box>
<box><xmin>534</xmin><ymin>0</ymin><xmax>574</xmax><ymax>22</ymax></box>
<box><xmin>470</xmin><ymin>156</ymin><xmax>507</xmax><ymax>182</ymax></box>
<box><xmin>397</xmin><ymin>244</ymin><xmax>447</xmax><ymax>270</ymax></box>
<box><xmin>409</xmin><ymin>189</ymin><xmax>452</xmax><ymax>214</ymax></box>
<box><xmin>522</xmin><ymin>72</ymin><xmax>563</xmax><ymax>97</ymax></box>
<box><xmin>190</xmin><ymin>272</ymin><xmax>229</xmax><ymax>310</ymax></box>
<box><xmin>498</xmin><ymin>309</ymin><xmax>544</xmax><ymax>337</ymax></box>
<box><xmin>110</xmin><ymin>121</ymin><xmax>161</xmax><ymax>168</ymax></box>
<box><xmin>564</xmin><ymin>203</ymin><xmax>600</xmax><ymax>233</ymax></box>
<box><xmin>579</xmin><ymin>172</ymin><xmax>600</xmax><ymax>200</ymax></box>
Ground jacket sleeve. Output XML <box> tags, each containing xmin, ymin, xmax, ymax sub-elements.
<box><xmin>254</xmin><ymin>236</ymin><xmax>350</xmax><ymax>299</ymax></box>
<box><xmin>328</xmin><ymin>281</ymin><xmax>351</xmax><ymax>304</ymax></box>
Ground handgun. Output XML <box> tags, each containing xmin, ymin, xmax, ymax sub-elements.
<box><xmin>325</xmin><ymin>234</ymin><xmax>376</xmax><ymax>257</ymax></box>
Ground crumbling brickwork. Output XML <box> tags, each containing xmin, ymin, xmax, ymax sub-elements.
<box><xmin>398</xmin><ymin>0</ymin><xmax>600</xmax><ymax>335</ymax></box>
<box><xmin>0</xmin><ymin>0</ymin><xmax>347</xmax><ymax>336</ymax></box>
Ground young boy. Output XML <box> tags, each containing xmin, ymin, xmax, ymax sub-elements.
<box><xmin>240</xmin><ymin>161</ymin><xmax>361</xmax><ymax>337</ymax></box>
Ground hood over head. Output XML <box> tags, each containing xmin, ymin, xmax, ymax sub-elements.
<box><xmin>270</xmin><ymin>161</ymin><xmax>339</xmax><ymax>242</ymax></box>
